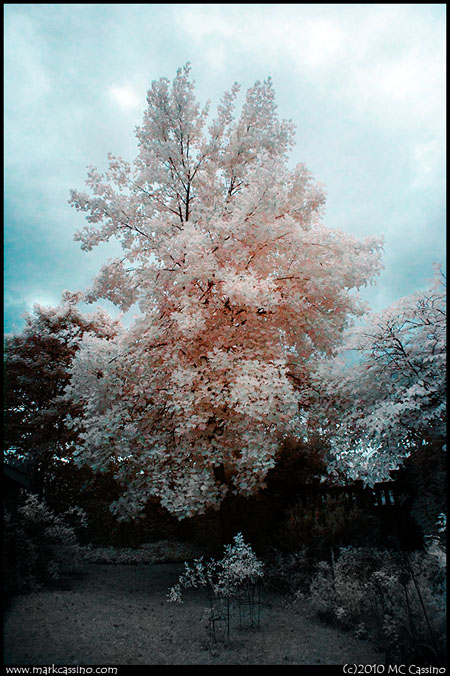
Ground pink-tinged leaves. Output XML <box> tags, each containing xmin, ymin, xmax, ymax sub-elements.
<box><xmin>68</xmin><ymin>64</ymin><xmax>385</xmax><ymax>519</ymax></box>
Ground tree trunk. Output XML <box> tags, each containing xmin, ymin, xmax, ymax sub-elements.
<box><xmin>214</xmin><ymin>463</ymin><xmax>234</xmax><ymax>545</ymax></box>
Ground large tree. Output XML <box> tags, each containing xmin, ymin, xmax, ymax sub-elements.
<box><xmin>308</xmin><ymin>265</ymin><xmax>446</xmax><ymax>486</ymax></box>
<box><xmin>3</xmin><ymin>292</ymin><xmax>121</xmax><ymax>496</ymax></box>
<box><xmin>68</xmin><ymin>64</ymin><xmax>383</xmax><ymax>520</ymax></box>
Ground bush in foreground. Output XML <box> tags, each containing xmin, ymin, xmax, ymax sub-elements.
<box><xmin>296</xmin><ymin>544</ymin><xmax>446</xmax><ymax>665</ymax></box>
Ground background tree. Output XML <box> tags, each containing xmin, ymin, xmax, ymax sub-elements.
<box><xmin>3</xmin><ymin>292</ymin><xmax>121</xmax><ymax>497</ymax></box>
<box><xmin>308</xmin><ymin>264</ymin><xmax>446</xmax><ymax>487</ymax></box>
<box><xmin>68</xmin><ymin>63</ymin><xmax>383</xmax><ymax>522</ymax></box>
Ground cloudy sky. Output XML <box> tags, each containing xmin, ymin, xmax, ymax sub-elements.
<box><xmin>4</xmin><ymin>3</ymin><xmax>446</xmax><ymax>335</ymax></box>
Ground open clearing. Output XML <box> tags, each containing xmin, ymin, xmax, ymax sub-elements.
<box><xmin>4</xmin><ymin>561</ymin><xmax>383</xmax><ymax>666</ymax></box>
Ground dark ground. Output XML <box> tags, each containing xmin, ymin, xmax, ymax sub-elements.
<box><xmin>4</xmin><ymin>561</ymin><xmax>384</xmax><ymax>666</ymax></box>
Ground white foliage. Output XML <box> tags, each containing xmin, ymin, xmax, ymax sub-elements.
<box><xmin>68</xmin><ymin>64</ymin><xmax>384</xmax><ymax>518</ymax></box>
<box><xmin>308</xmin><ymin>266</ymin><xmax>446</xmax><ymax>485</ymax></box>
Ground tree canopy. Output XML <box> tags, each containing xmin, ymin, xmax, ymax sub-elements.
<box><xmin>4</xmin><ymin>293</ymin><xmax>120</xmax><ymax>494</ymax></box>
<box><xmin>67</xmin><ymin>64</ymin><xmax>384</xmax><ymax>519</ymax></box>
<box><xmin>308</xmin><ymin>265</ymin><xmax>446</xmax><ymax>485</ymax></box>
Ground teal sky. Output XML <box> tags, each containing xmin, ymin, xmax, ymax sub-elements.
<box><xmin>4</xmin><ymin>3</ymin><xmax>446</xmax><ymax>334</ymax></box>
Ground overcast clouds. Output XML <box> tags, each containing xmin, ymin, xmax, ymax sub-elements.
<box><xmin>4</xmin><ymin>3</ymin><xmax>446</xmax><ymax>334</ymax></box>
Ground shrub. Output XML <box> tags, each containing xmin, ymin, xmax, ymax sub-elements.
<box><xmin>167</xmin><ymin>533</ymin><xmax>264</xmax><ymax>644</ymax></box>
<box><xmin>300</xmin><ymin>544</ymin><xmax>446</xmax><ymax>665</ymax></box>
<box><xmin>168</xmin><ymin>532</ymin><xmax>264</xmax><ymax>603</ymax></box>
<box><xmin>82</xmin><ymin>540</ymin><xmax>209</xmax><ymax>564</ymax></box>
<box><xmin>261</xmin><ymin>546</ymin><xmax>318</xmax><ymax>594</ymax></box>
<box><xmin>4</xmin><ymin>491</ymin><xmax>87</xmax><ymax>596</ymax></box>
